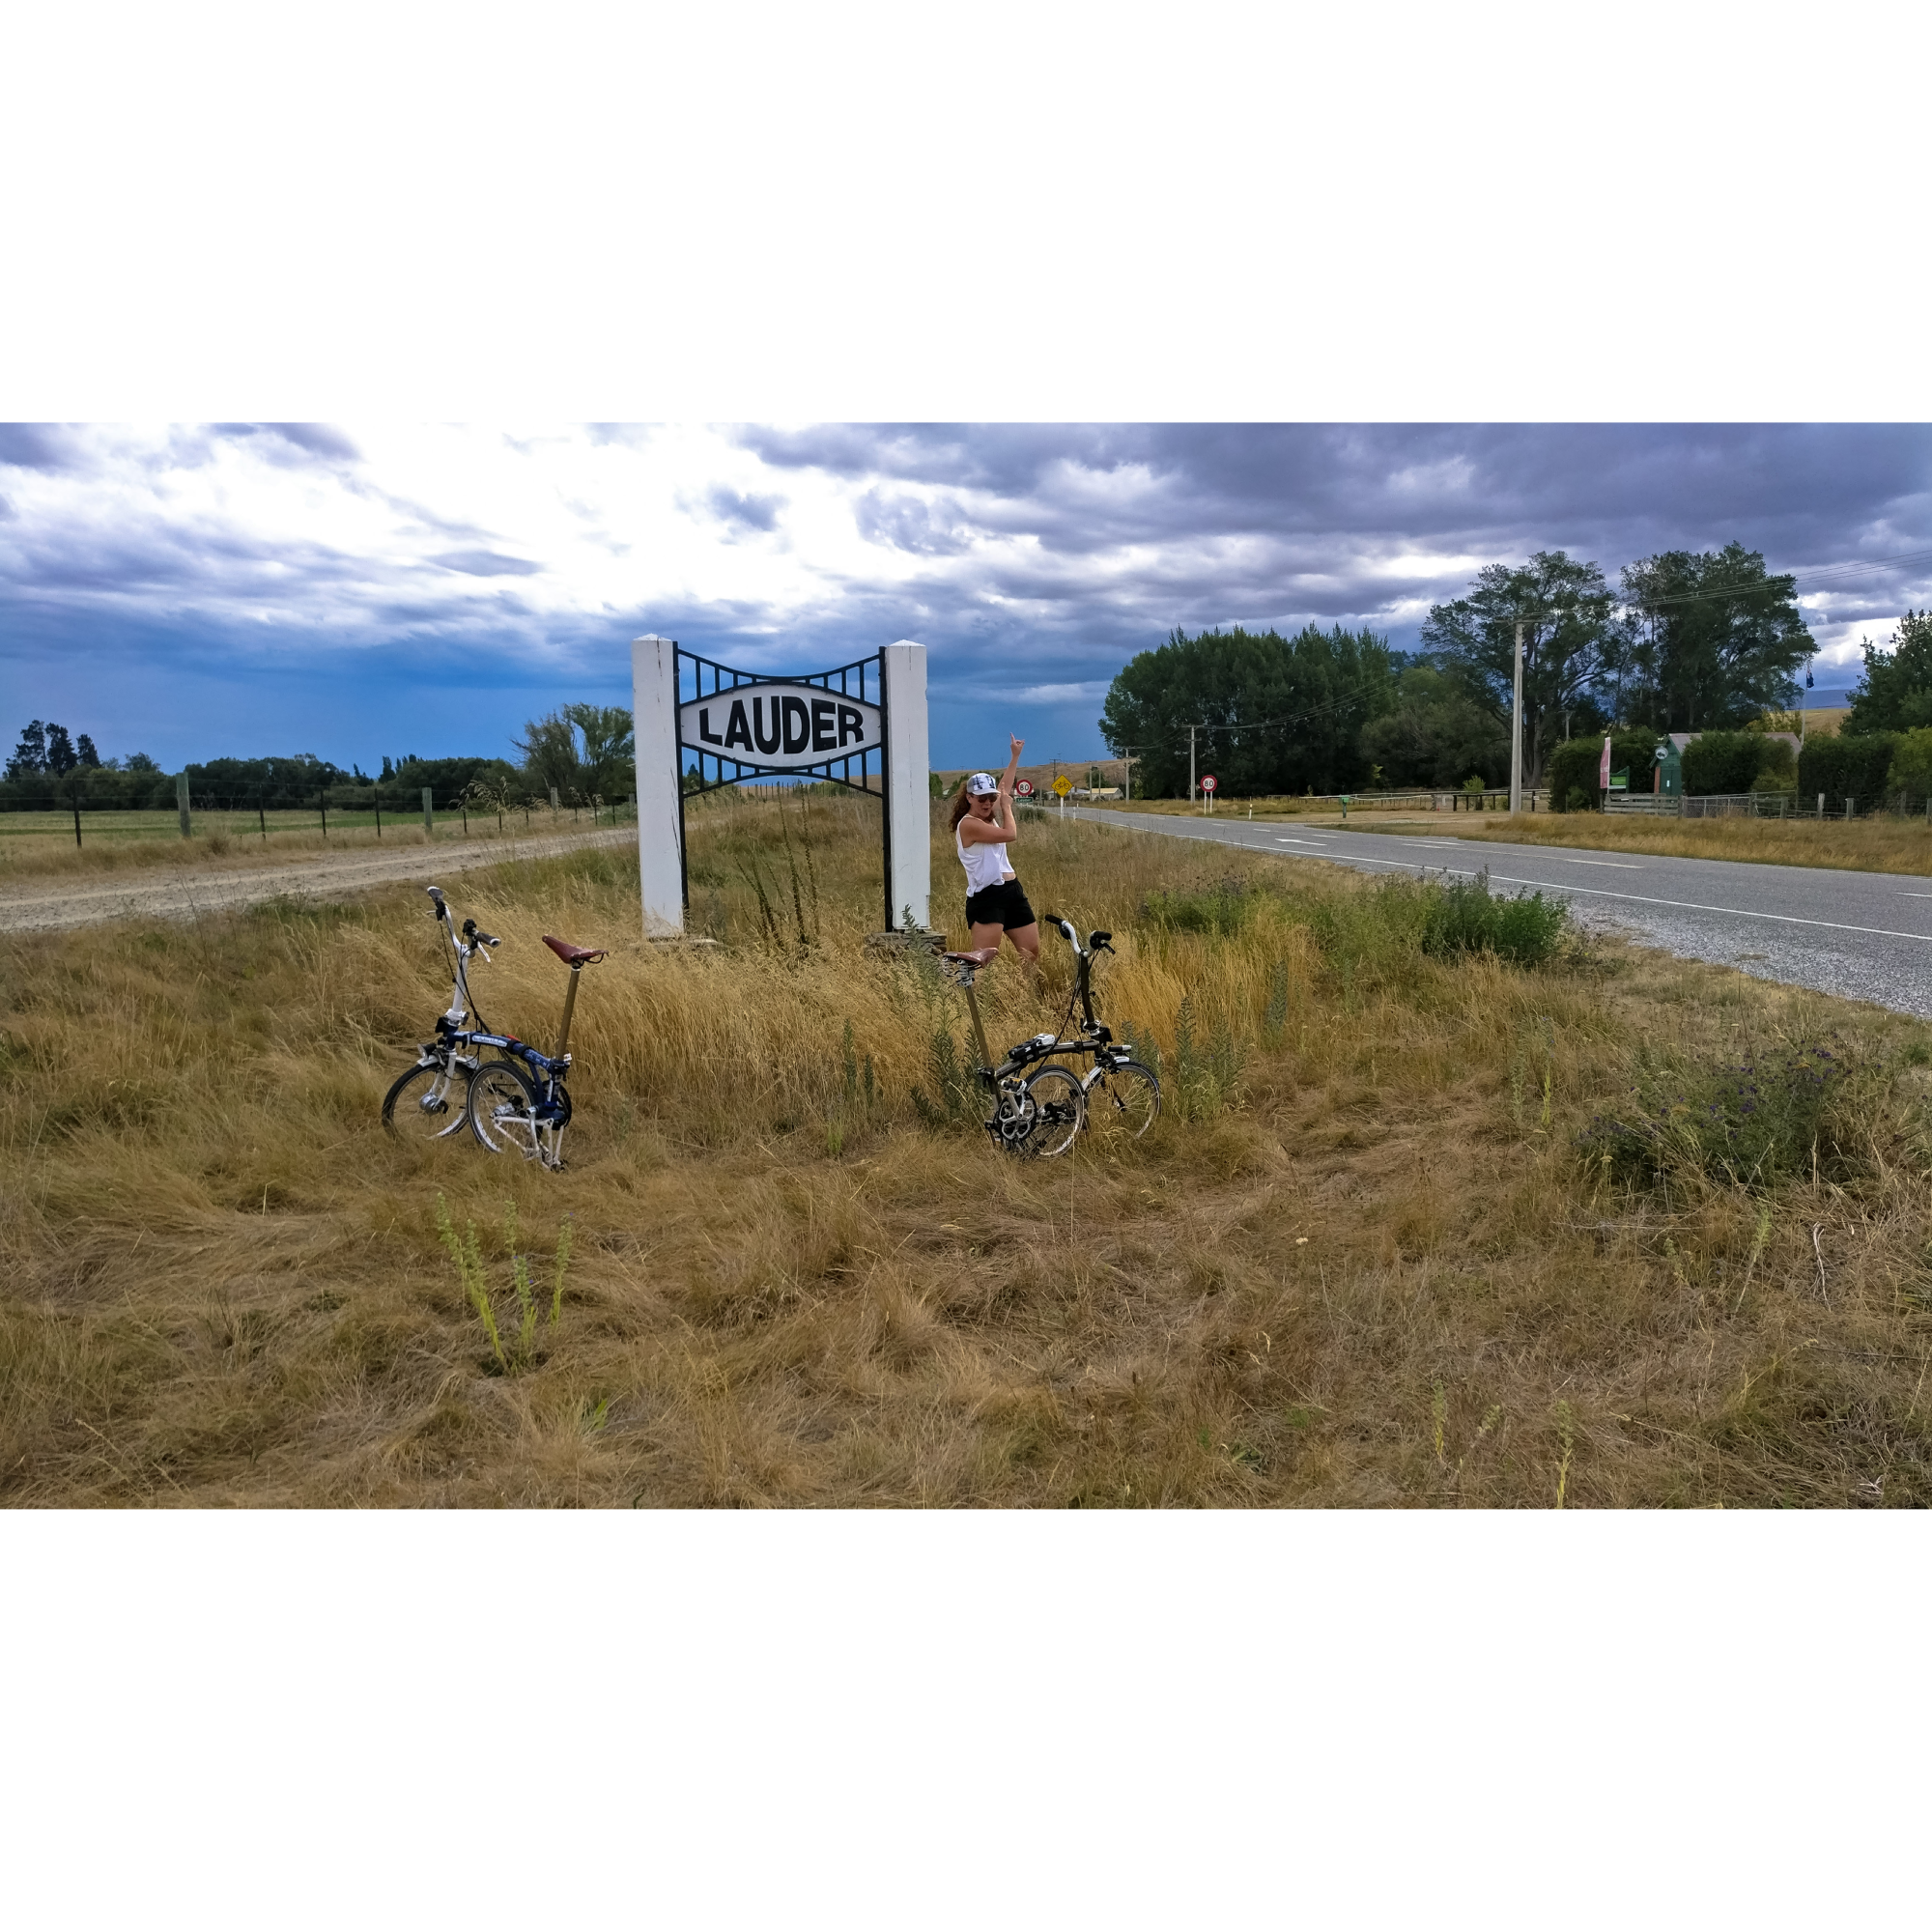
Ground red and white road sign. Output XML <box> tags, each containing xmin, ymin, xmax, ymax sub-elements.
<box><xmin>1014</xmin><ymin>779</ymin><xmax>1035</xmax><ymax>797</ymax></box>
<box><xmin>1200</xmin><ymin>774</ymin><xmax>1218</xmax><ymax>793</ymax></box>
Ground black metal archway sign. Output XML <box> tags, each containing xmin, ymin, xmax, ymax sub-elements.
<box><xmin>675</xmin><ymin>644</ymin><xmax>893</xmax><ymax>927</ymax></box>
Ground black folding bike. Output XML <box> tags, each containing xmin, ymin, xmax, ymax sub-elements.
<box><xmin>938</xmin><ymin>912</ymin><xmax>1159</xmax><ymax>1158</ymax></box>
<box><xmin>461</xmin><ymin>930</ymin><xmax>606</xmax><ymax>1170</ymax></box>
<box><xmin>382</xmin><ymin>885</ymin><xmax>606</xmax><ymax>1169</ymax></box>
<box><xmin>381</xmin><ymin>886</ymin><xmax>502</xmax><ymax>1143</ymax></box>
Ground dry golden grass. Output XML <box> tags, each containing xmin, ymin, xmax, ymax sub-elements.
<box><xmin>6</xmin><ymin>788</ymin><xmax>1932</xmax><ymax>1507</ymax></box>
<box><xmin>1440</xmin><ymin>810</ymin><xmax>1932</xmax><ymax>877</ymax></box>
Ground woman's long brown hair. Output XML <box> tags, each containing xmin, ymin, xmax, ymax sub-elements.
<box><xmin>948</xmin><ymin>778</ymin><xmax>979</xmax><ymax>832</ymax></box>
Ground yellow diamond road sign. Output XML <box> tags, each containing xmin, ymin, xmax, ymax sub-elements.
<box><xmin>1052</xmin><ymin>774</ymin><xmax>1072</xmax><ymax>796</ymax></box>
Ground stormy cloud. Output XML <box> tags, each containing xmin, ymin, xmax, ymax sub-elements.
<box><xmin>2</xmin><ymin>423</ymin><xmax>1927</xmax><ymax>769</ymax></box>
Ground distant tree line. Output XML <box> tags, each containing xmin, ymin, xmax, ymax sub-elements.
<box><xmin>1099</xmin><ymin>544</ymin><xmax>1817</xmax><ymax>797</ymax></box>
<box><xmin>0</xmin><ymin>703</ymin><xmax>636</xmax><ymax>812</ymax></box>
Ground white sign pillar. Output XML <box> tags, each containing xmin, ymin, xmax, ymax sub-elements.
<box><xmin>881</xmin><ymin>639</ymin><xmax>930</xmax><ymax>931</ymax></box>
<box><xmin>631</xmin><ymin>634</ymin><xmax>684</xmax><ymax>936</ymax></box>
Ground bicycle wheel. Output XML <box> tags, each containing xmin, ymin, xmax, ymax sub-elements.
<box><xmin>382</xmin><ymin>1061</ymin><xmax>469</xmax><ymax>1143</ymax></box>
<box><xmin>1084</xmin><ymin>1059</ymin><xmax>1160</xmax><ymax>1148</ymax></box>
<box><xmin>466</xmin><ymin>1061</ymin><xmax>543</xmax><ymax>1158</ymax></box>
<box><xmin>1017</xmin><ymin>1064</ymin><xmax>1085</xmax><ymax>1158</ymax></box>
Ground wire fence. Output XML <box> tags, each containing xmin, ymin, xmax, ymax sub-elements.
<box><xmin>1608</xmin><ymin>790</ymin><xmax>1932</xmax><ymax>821</ymax></box>
<box><xmin>0</xmin><ymin>788</ymin><xmax>639</xmax><ymax>847</ymax></box>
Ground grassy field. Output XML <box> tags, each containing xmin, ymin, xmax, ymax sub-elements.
<box><xmin>6</xmin><ymin>787</ymin><xmax>1932</xmax><ymax>1506</ymax></box>
<box><xmin>1437</xmin><ymin>810</ymin><xmax>1932</xmax><ymax>877</ymax></box>
<box><xmin>0</xmin><ymin>802</ymin><xmax>623</xmax><ymax>883</ymax></box>
<box><xmin>1086</xmin><ymin>792</ymin><xmax>1932</xmax><ymax>879</ymax></box>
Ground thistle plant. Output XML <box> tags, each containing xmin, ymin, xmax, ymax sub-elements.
<box><xmin>434</xmin><ymin>1192</ymin><xmax>573</xmax><ymax>1374</ymax></box>
<box><xmin>1554</xmin><ymin>1400</ymin><xmax>1577</xmax><ymax>1508</ymax></box>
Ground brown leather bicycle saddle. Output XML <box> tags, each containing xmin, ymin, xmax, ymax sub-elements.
<box><xmin>543</xmin><ymin>934</ymin><xmax>607</xmax><ymax>965</ymax></box>
<box><xmin>941</xmin><ymin>947</ymin><xmax>999</xmax><ymax>966</ymax></box>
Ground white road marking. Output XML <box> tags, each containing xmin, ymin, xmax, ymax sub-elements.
<box><xmin>1087</xmin><ymin>813</ymin><xmax>1932</xmax><ymax>944</ymax></box>
<box><xmin>1479</xmin><ymin>876</ymin><xmax>1932</xmax><ymax>942</ymax></box>
<box><xmin>1546</xmin><ymin>855</ymin><xmax>1645</xmax><ymax>868</ymax></box>
<box><xmin>1373</xmin><ymin>855</ymin><xmax>1932</xmax><ymax>942</ymax></box>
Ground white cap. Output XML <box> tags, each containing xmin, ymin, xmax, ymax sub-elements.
<box><xmin>965</xmin><ymin>772</ymin><xmax>999</xmax><ymax>795</ymax></box>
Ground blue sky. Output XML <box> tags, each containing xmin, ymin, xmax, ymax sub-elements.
<box><xmin>4</xmin><ymin>422</ymin><xmax>1929</xmax><ymax>776</ymax></box>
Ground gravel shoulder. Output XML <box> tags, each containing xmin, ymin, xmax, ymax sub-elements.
<box><xmin>1067</xmin><ymin>807</ymin><xmax>1932</xmax><ymax>1021</ymax></box>
<box><xmin>0</xmin><ymin>827</ymin><xmax>636</xmax><ymax>933</ymax></box>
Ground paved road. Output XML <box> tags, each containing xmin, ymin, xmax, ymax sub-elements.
<box><xmin>1068</xmin><ymin>809</ymin><xmax>1932</xmax><ymax>1020</ymax></box>
<box><xmin>0</xmin><ymin>826</ymin><xmax>635</xmax><ymax>935</ymax></box>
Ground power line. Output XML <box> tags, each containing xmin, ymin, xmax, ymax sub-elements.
<box><xmin>1625</xmin><ymin>549</ymin><xmax>1932</xmax><ymax>614</ymax></box>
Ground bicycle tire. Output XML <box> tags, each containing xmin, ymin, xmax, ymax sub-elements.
<box><xmin>1017</xmin><ymin>1064</ymin><xmax>1085</xmax><ymax>1158</ymax></box>
<box><xmin>1084</xmin><ymin>1059</ymin><xmax>1160</xmax><ymax>1147</ymax></box>
<box><xmin>382</xmin><ymin>1061</ymin><xmax>470</xmax><ymax>1143</ymax></box>
<box><xmin>466</xmin><ymin>1061</ymin><xmax>543</xmax><ymax>1158</ymax></box>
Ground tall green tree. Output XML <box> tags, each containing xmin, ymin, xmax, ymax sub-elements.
<box><xmin>1358</xmin><ymin>665</ymin><xmax>1511</xmax><ymax>788</ymax></box>
<box><xmin>1843</xmin><ymin>611</ymin><xmax>1932</xmax><ymax>734</ymax></box>
<box><xmin>562</xmin><ymin>702</ymin><xmax>636</xmax><ymax>800</ymax></box>
<box><xmin>1619</xmin><ymin>544</ymin><xmax>1811</xmax><ymax>731</ymax></box>
<box><xmin>5</xmin><ymin>720</ymin><xmax>49</xmax><ymax>780</ymax></box>
<box><xmin>515</xmin><ymin>703</ymin><xmax>635</xmax><ymax>799</ymax></box>
<box><xmin>1418</xmin><ymin>552</ymin><xmax>1618</xmax><ymax>791</ymax></box>
<box><xmin>1098</xmin><ymin>625</ymin><xmax>1399</xmax><ymax>798</ymax></box>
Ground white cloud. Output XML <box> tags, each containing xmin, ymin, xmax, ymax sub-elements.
<box><xmin>3</xmin><ymin>424</ymin><xmax>1928</xmax><ymax>707</ymax></box>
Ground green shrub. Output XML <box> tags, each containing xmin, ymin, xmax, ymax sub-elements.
<box><xmin>1885</xmin><ymin>726</ymin><xmax>1932</xmax><ymax>800</ymax></box>
<box><xmin>1577</xmin><ymin>1038</ymin><xmax>1861</xmax><ymax>1189</ymax></box>
<box><xmin>1421</xmin><ymin>872</ymin><xmax>1569</xmax><ymax>967</ymax></box>
<box><xmin>1141</xmin><ymin>879</ymin><xmax>1256</xmax><ymax>935</ymax></box>
<box><xmin>1682</xmin><ymin>730</ymin><xmax>1769</xmax><ymax>796</ymax></box>
<box><xmin>1799</xmin><ymin>731</ymin><xmax>1899</xmax><ymax>809</ymax></box>
<box><xmin>1545</xmin><ymin>732</ymin><xmax>1659</xmax><ymax>810</ymax></box>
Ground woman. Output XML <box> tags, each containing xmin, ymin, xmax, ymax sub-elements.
<box><xmin>950</xmin><ymin>735</ymin><xmax>1040</xmax><ymax>966</ymax></box>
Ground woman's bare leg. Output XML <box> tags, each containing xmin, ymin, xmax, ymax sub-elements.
<box><xmin>968</xmin><ymin>920</ymin><xmax>1006</xmax><ymax>954</ymax></box>
<box><xmin>1006</xmin><ymin>921</ymin><xmax>1040</xmax><ymax>965</ymax></box>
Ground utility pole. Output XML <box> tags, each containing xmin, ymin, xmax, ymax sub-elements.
<box><xmin>1188</xmin><ymin>724</ymin><xmax>1201</xmax><ymax>804</ymax></box>
<box><xmin>1509</xmin><ymin>619</ymin><xmax>1525</xmax><ymax>814</ymax></box>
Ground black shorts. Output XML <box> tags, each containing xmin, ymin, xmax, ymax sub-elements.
<box><xmin>965</xmin><ymin>876</ymin><xmax>1037</xmax><ymax>932</ymax></box>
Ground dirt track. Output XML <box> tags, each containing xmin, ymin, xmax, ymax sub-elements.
<box><xmin>0</xmin><ymin>827</ymin><xmax>635</xmax><ymax>934</ymax></box>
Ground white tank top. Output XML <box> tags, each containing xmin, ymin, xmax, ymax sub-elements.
<box><xmin>957</xmin><ymin>823</ymin><xmax>1013</xmax><ymax>895</ymax></box>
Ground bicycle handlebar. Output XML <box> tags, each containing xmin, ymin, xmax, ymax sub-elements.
<box><xmin>1041</xmin><ymin>915</ymin><xmax>1114</xmax><ymax>957</ymax></box>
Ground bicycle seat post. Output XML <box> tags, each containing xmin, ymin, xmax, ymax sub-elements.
<box><xmin>554</xmin><ymin>962</ymin><xmax>582</xmax><ymax>1061</ymax></box>
<box><xmin>960</xmin><ymin>973</ymin><xmax>994</xmax><ymax>1073</ymax></box>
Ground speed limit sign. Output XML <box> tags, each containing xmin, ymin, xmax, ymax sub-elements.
<box><xmin>1200</xmin><ymin>774</ymin><xmax>1218</xmax><ymax>793</ymax></box>
<box><xmin>1014</xmin><ymin>779</ymin><xmax>1034</xmax><ymax>797</ymax></box>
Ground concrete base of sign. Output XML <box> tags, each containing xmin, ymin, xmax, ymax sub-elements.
<box><xmin>862</xmin><ymin>929</ymin><xmax>945</xmax><ymax>961</ymax></box>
